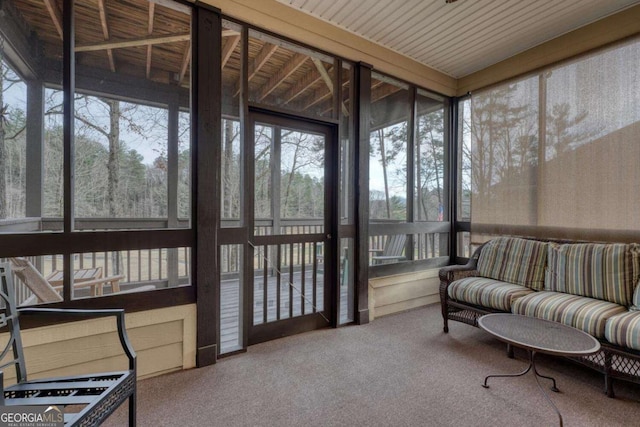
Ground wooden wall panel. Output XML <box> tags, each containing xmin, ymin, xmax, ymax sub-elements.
<box><xmin>2</xmin><ymin>304</ymin><xmax>196</xmax><ymax>386</ymax></box>
<box><xmin>368</xmin><ymin>269</ymin><xmax>439</xmax><ymax>321</ymax></box>
<box><xmin>19</xmin><ymin>322</ymin><xmax>182</xmax><ymax>374</ymax></box>
<box><xmin>26</xmin><ymin>343</ymin><xmax>183</xmax><ymax>382</ymax></box>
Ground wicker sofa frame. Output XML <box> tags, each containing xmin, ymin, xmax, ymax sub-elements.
<box><xmin>439</xmin><ymin>242</ymin><xmax>640</xmax><ymax>398</ymax></box>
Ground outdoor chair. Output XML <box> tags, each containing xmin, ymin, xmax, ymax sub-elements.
<box><xmin>370</xmin><ymin>234</ymin><xmax>407</xmax><ymax>265</ymax></box>
<box><xmin>9</xmin><ymin>257</ymin><xmax>126</xmax><ymax>305</ymax></box>
<box><xmin>0</xmin><ymin>263</ymin><xmax>136</xmax><ymax>426</ymax></box>
<box><xmin>316</xmin><ymin>246</ymin><xmax>350</xmax><ymax>286</ymax></box>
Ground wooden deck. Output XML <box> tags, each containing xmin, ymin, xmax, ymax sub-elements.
<box><xmin>220</xmin><ymin>271</ymin><xmax>352</xmax><ymax>353</ymax></box>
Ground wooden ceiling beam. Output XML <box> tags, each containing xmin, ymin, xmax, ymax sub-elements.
<box><xmin>221</xmin><ymin>35</ymin><xmax>240</xmax><ymax>69</ymax></box>
<box><xmin>97</xmin><ymin>0</ymin><xmax>115</xmax><ymax>72</ymax></box>
<box><xmin>178</xmin><ymin>42</ymin><xmax>191</xmax><ymax>85</ymax></box>
<box><xmin>234</xmin><ymin>42</ymin><xmax>278</xmax><ymax>97</ymax></box>
<box><xmin>311</xmin><ymin>58</ymin><xmax>348</xmax><ymax>116</ymax></box>
<box><xmin>283</xmin><ymin>68</ymin><xmax>321</xmax><ymax>104</ymax></box>
<box><xmin>372</xmin><ymin>80</ymin><xmax>384</xmax><ymax>90</ymax></box>
<box><xmin>257</xmin><ymin>53</ymin><xmax>307</xmax><ymax>102</ymax></box>
<box><xmin>311</xmin><ymin>58</ymin><xmax>333</xmax><ymax>92</ymax></box>
<box><xmin>0</xmin><ymin>0</ymin><xmax>40</xmax><ymax>78</ymax></box>
<box><xmin>148</xmin><ymin>0</ymin><xmax>190</xmax><ymax>14</ymax></box>
<box><xmin>249</xmin><ymin>43</ymin><xmax>278</xmax><ymax>82</ymax></box>
<box><xmin>302</xmin><ymin>88</ymin><xmax>331</xmax><ymax>111</ymax></box>
<box><xmin>42</xmin><ymin>0</ymin><xmax>63</xmax><ymax>40</ymax></box>
<box><xmin>222</xmin><ymin>29</ymin><xmax>240</xmax><ymax>37</ymax></box>
<box><xmin>372</xmin><ymin>83</ymin><xmax>401</xmax><ymax>103</ymax></box>
<box><xmin>322</xmin><ymin>97</ymin><xmax>351</xmax><ymax>116</ymax></box>
<box><xmin>75</xmin><ymin>33</ymin><xmax>190</xmax><ymax>52</ymax></box>
<box><xmin>146</xmin><ymin>2</ymin><xmax>156</xmax><ymax>79</ymax></box>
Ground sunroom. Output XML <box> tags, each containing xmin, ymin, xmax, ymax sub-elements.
<box><xmin>0</xmin><ymin>0</ymin><xmax>639</xmax><ymax>424</ymax></box>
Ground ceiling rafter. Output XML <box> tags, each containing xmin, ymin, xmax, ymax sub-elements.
<box><xmin>283</xmin><ymin>67</ymin><xmax>322</xmax><ymax>104</ymax></box>
<box><xmin>148</xmin><ymin>0</ymin><xmax>191</xmax><ymax>14</ymax></box>
<box><xmin>42</xmin><ymin>0</ymin><xmax>63</xmax><ymax>40</ymax></box>
<box><xmin>372</xmin><ymin>83</ymin><xmax>401</xmax><ymax>103</ymax></box>
<box><xmin>302</xmin><ymin>87</ymin><xmax>331</xmax><ymax>111</ymax></box>
<box><xmin>311</xmin><ymin>58</ymin><xmax>348</xmax><ymax>116</ymax></box>
<box><xmin>178</xmin><ymin>41</ymin><xmax>191</xmax><ymax>85</ymax></box>
<box><xmin>97</xmin><ymin>0</ymin><xmax>116</xmax><ymax>72</ymax></box>
<box><xmin>234</xmin><ymin>42</ymin><xmax>278</xmax><ymax>97</ymax></box>
<box><xmin>311</xmin><ymin>58</ymin><xmax>332</xmax><ymax>91</ymax></box>
<box><xmin>322</xmin><ymin>82</ymin><xmax>351</xmax><ymax>116</ymax></box>
<box><xmin>75</xmin><ymin>33</ymin><xmax>191</xmax><ymax>52</ymax></box>
<box><xmin>257</xmin><ymin>53</ymin><xmax>307</xmax><ymax>102</ymax></box>
<box><xmin>322</xmin><ymin>97</ymin><xmax>351</xmax><ymax>117</ymax></box>
<box><xmin>146</xmin><ymin>2</ymin><xmax>156</xmax><ymax>79</ymax></box>
<box><xmin>249</xmin><ymin>43</ymin><xmax>278</xmax><ymax>81</ymax></box>
<box><xmin>222</xmin><ymin>29</ymin><xmax>240</xmax><ymax>37</ymax></box>
<box><xmin>221</xmin><ymin>35</ymin><xmax>240</xmax><ymax>69</ymax></box>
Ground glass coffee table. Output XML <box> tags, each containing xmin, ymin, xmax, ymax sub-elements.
<box><xmin>478</xmin><ymin>313</ymin><xmax>601</xmax><ymax>427</ymax></box>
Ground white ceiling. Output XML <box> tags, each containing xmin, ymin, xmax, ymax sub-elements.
<box><xmin>275</xmin><ymin>0</ymin><xmax>640</xmax><ymax>78</ymax></box>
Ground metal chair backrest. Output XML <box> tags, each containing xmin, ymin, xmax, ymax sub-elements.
<box><xmin>0</xmin><ymin>263</ymin><xmax>28</xmax><ymax>384</ymax></box>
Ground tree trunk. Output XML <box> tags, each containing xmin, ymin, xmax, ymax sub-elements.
<box><xmin>223</xmin><ymin>120</ymin><xmax>234</xmax><ymax>217</ymax></box>
<box><xmin>0</xmin><ymin>66</ymin><xmax>6</xmax><ymax>219</ymax></box>
<box><xmin>106</xmin><ymin>99</ymin><xmax>121</xmax><ymax>274</ymax></box>
<box><xmin>429</xmin><ymin>129</ymin><xmax>442</xmax><ymax>220</ymax></box>
<box><xmin>107</xmin><ymin>99</ymin><xmax>120</xmax><ymax>218</ymax></box>
<box><xmin>377</xmin><ymin>129</ymin><xmax>391</xmax><ymax>219</ymax></box>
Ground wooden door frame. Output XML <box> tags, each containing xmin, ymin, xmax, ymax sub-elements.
<box><xmin>244</xmin><ymin>108</ymin><xmax>339</xmax><ymax>345</ymax></box>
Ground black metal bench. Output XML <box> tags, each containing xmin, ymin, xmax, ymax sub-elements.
<box><xmin>0</xmin><ymin>263</ymin><xmax>136</xmax><ymax>426</ymax></box>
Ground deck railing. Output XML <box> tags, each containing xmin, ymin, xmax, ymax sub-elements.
<box><xmin>1</xmin><ymin>217</ymin><xmax>447</xmax><ymax>303</ymax></box>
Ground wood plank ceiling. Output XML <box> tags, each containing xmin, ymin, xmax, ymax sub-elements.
<box><xmin>10</xmin><ymin>0</ymin><xmax>345</xmax><ymax>116</ymax></box>
<box><xmin>13</xmin><ymin>0</ymin><xmax>193</xmax><ymax>87</ymax></box>
<box><xmin>276</xmin><ymin>0</ymin><xmax>640</xmax><ymax>78</ymax></box>
<box><xmin>10</xmin><ymin>0</ymin><xmax>638</xmax><ymax>115</ymax></box>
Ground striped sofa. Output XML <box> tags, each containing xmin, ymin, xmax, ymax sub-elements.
<box><xmin>439</xmin><ymin>236</ymin><xmax>640</xmax><ymax>397</ymax></box>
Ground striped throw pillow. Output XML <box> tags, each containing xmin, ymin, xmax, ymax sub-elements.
<box><xmin>631</xmin><ymin>244</ymin><xmax>640</xmax><ymax>311</ymax></box>
<box><xmin>633</xmin><ymin>287</ymin><xmax>640</xmax><ymax>311</ymax></box>
<box><xmin>545</xmin><ymin>242</ymin><xmax>636</xmax><ymax>306</ymax></box>
<box><xmin>477</xmin><ymin>237</ymin><xmax>548</xmax><ymax>290</ymax></box>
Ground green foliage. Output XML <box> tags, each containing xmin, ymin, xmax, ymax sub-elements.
<box><xmin>280</xmin><ymin>171</ymin><xmax>323</xmax><ymax>218</ymax></box>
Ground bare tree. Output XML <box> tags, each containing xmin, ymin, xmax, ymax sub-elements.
<box><xmin>106</xmin><ymin>99</ymin><xmax>121</xmax><ymax>217</ymax></box>
<box><xmin>0</xmin><ymin>62</ymin><xmax>8</xmax><ymax>219</ymax></box>
<box><xmin>280</xmin><ymin>130</ymin><xmax>323</xmax><ymax>217</ymax></box>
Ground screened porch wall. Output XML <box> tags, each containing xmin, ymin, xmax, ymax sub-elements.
<box><xmin>464</xmin><ymin>36</ymin><xmax>640</xmax><ymax>246</ymax></box>
<box><xmin>0</xmin><ymin>0</ymin><xmax>638</xmax><ymax>381</ymax></box>
<box><xmin>0</xmin><ymin>0</ymin><xmax>195</xmax><ymax>312</ymax></box>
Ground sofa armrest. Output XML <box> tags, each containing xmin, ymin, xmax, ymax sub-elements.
<box><xmin>439</xmin><ymin>243</ymin><xmax>485</xmax><ymax>285</ymax></box>
<box><xmin>438</xmin><ymin>263</ymin><xmax>479</xmax><ymax>284</ymax></box>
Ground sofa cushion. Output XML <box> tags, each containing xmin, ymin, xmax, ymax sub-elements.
<box><xmin>512</xmin><ymin>291</ymin><xmax>627</xmax><ymax>339</ymax></box>
<box><xmin>477</xmin><ymin>237</ymin><xmax>548</xmax><ymax>291</ymax></box>
<box><xmin>545</xmin><ymin>242</ymin><xmax>637</xmax><ymax>306</ymax></box>
<box><xmin>632</xmin><ymin>285</ymin><xmax>640</xmax><ymax>312</ymax></box>
<box><xmin>605</xmin><ymin>311</ymin><xmax>640</xmax><ymax>351</ymax></box>
<box><xmin>448</xmin><ymin>277</ymin><xmax>535</xmax><ymax>312</ymax></box>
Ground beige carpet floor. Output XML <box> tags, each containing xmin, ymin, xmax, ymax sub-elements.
<box><xmin>104</xmin><ymin>303</ymin><xmax>640</xmax><ymax>426</ymax></box>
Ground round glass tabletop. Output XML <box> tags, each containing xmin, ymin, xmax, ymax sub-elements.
<box><xmin>478</xmin><ymin>313</ymin><xmax>601</xmax><ymax>356</ymax></box>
